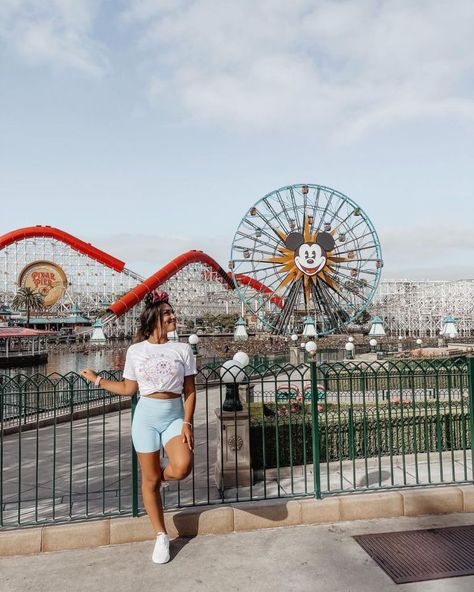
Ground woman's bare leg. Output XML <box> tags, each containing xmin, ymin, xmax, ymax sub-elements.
<box><xmin>137</xmin><ymin>451</ymin><xmax>166</xmax><ymax>534</ymax></box>
<box><xmin>162</xmin><ymin>436</ymin><xmax>193</xmax><ymax>481</ymax></box>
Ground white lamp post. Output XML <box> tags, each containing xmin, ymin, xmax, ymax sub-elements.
<box><xmin>188</xmin><ymin>333</ymin><xmax>199</xmax><ymax>355</ymax></box>
<box><xmin>289</xmin><ymin>333</ymin><xmax>299</xmax><ymax>365</ymax></box>
<box><xmin>305</xmin><ymin>341</ymin><xmax>317</xmax><ymax>357</ymax></box>
<box><xmin>416</xmin><ymin>338</ymin><xmax>423</xmax><ymax>348</ymax></box>
<box><xmin>302</xmin><ymin>316</ymin><xmax>317</xmax><ymax>339</ymax></box>
<box><xmin>300</xmin><ymin>342</ymin><xmax>306</xmax><ymax>363</ymax></box>
<box><xmin>90</xmin><ymin>318</ymin><xmax>107</xmax><ymax>343</ymax></box>
<box><xmin>440</xmin><ymin>315</ymin><xmax>458</xmax><ymax>341</ymax></box>
<box><xmin>233</xmin><ymin>351</ymin><xmax>250</xmax><ymax>367</ymax></box>
<box><xmin>369</xmin><ymin>316</ymin><xmax>386</xmax><ymax>337</ymax></box>
<box><xmin>234</xmin><ymin>317</ymin><xmax>248</xmax><ymax>342</ymax></box>
<box><xmin>369</xmin><ymin>338</ymin><xmax>378</xmax><ymax>353</ymax></box>
<box><xmin>220</xmin><ymin>359</ymin><xmax>245</xmax><ymax>411</ymax></box>
<box><xmin>345</xmin><ymin>341</ymin><xmax>355</xmax><ymax>360</ymax></box>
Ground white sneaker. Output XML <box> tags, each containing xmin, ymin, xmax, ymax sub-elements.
<box><xmin>152</xmin><ymin>533</ymin><xmax>170</xmax><ymax>564</ymax></box>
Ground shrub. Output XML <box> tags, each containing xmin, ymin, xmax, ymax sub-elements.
<box><xmin>249</xmin><ymin>404</ymin><xmax>470</xmax><ymax>470</ymax></box>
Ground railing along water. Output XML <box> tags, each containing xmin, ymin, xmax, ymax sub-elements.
<box><xmin>0</xmin><ymin>356</ymin><xmax>472</xmax><ymax>529</ymax></box>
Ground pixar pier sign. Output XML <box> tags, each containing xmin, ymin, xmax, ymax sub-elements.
<box><xmin>18</xmin><ymin>261</ymin><xmax>68</xmax><ymax>307</ymax></box>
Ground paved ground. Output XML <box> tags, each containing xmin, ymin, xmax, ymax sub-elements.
<box><xmin>2</xmin><ymin>513</ymin><xmax>474</xmax><ymax>592</ymax></box>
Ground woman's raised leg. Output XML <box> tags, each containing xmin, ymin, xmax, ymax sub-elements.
<box><xmin>163</xmin><ymin>435</ymin><xmax>193</xmax><ymax>481</ymax></box>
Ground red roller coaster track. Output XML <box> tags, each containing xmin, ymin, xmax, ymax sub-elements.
<box><xmin>0</xmin><ymin>226</ymin><xmax>125</xmax><ymax>272</ymax></box>
<box><xmin>0</xmin><ymin>226</ymin><xmax>284</xmax><ymax>317</ymax></box>
<box><xmin>108</xmin><ymin>250</ymin><xmax>234</xmax><ymax>317</ymax></box>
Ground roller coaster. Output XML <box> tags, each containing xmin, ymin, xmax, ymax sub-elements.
<box><xmin>5</xmin><ymin>178</ymin><xmax>474</xmax><ymax>339</ymax></box>
<box><xmin>0</xmin><ymin>226</ymin><xmax>278</xmax><ymax>338</ymax></box>
<box><xmin>1</xmin><ymin>224</ymin><xmax>472</xmax><ymax>338</ymax></box>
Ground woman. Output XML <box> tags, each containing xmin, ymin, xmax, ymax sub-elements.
<box><xmin>81</xmin><ymin>289</ymin><xmax>196</xmax><ymax>564</ymax></box>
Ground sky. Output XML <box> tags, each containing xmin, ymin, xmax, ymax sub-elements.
<box><xmin>1</xmin><ymin>0</ymin><xmax>473</xmax><ymax>281</ymax></box>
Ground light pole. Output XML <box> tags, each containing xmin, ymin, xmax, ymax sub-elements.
<box><xmin>369</xmin><ymin>338</ymin><xmax>378</xmax><ymax>353</ymax></box>
<box><xmin>440</xmin><ymin>315</ymin><xmax>458</xmax><ymax>347</ymax></box>
<box><xmin>369</xmin><ymin>316</ymin><xmax>386</xmax><ymax>337</ymax></box>
<box><xmin>304</xmin><ymin>340</ymin><xmax>321</xmax><ymax>499</ymax></box>
<box><xmin>289</xmin><ymin>333</ymin><xmax>299</xmax><ymax>365</ymax></box>
<box><xmin>234</xmin><ymin>317</ymin><xmax>248</xmax><ymax>342</ymax></box>
<box><xmin>300</xmin><ymin>341</ymin><xmax>306</xmax><ymax>364</ymax></box>
<box><xmin>347</xmin><ymin>335</ymin><xmax>355</xmax><ymax>358</ymax></box>
<box><xmin>233</xmin><ymin>350</ymin><xmax>250</xmax><ymax>367</ymax></box>
<box><xmin>438</xmin><ymin>330</ymin><xmax>445</xmax><ymax>349</ymax></box>
<box><xmin>188</xmin><ymin>333</ymin><xmax>202</xmax><ymax>383</ymax></box>
<box><xmin>302</xmin><ymin>316</ymin><xmax>317</xmax><ymax>339</ymax></box>
<box><xmin>188</xmin><ymin>333</ymin><xmax>199</xmax><ymax>355</ymax></box>
<box><xmin>345</xmin><ymin>341</ymin><xmax>355</xmax><ymax>360</ymax></box>
<box><xmin>220</xmin><ymin>358</ymin><xmax>246</xmax><ymax>411</ymax></box>
<box><xmin>215</xmin><ymin>351</ymin><xmax>253</xmax><ymax>489</ymax></box>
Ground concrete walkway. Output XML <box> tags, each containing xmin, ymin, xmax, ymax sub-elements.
<box><xmin>1</xmin><ymin>513</ymin><xmax>473</xmax><ymax>592</ymax></box>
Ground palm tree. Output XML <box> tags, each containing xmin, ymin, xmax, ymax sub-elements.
<box><xmin>11</xmin><ymin>287</ymin><xmax>45</xmax><ymax>327</ymax></box>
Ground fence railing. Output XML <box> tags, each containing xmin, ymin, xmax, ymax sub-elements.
<box><xmin>1</xmin><ymin>356</ymin><xmax>473</xmax><ymax>529</ymax></box>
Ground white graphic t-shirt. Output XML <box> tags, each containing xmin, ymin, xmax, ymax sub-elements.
<box><xmin>122</xmin><ymin>340</ymin><xmax>197</xmax><ymax>396</ymax></box>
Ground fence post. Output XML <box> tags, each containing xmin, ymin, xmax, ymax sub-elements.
<box><xmin>467</xmin><ymin>356</ymin><xmax>474</xmax><ymax>483</ymax></box>
<box><xmin>0</xmin><ymin>380</ymin><xmax>3</xmax><ymax>527</ymax></box>
<box><xmin>131</xmin><ymin>394</ymin><xmax>139</xmax><ymax>516</ymax></box>
<box><xmin>310</xmin><ymin>357</ymin><xmax>322</xmax><ymax>499</ymax></box>
<box><xmin>348</xmin><ymin>407</ymin><xmax>355</xmax><ymax>460</ymax></box>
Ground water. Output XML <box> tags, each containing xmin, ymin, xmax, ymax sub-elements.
<box><xmin>1</xmin><ymin>336</ymin><xmax>224</xmax><ymax>377</ymax></box>
<box><xmin>1</xmin><ymin>347</ymin><xmax>128</xmax><ymax>377</ymax></box>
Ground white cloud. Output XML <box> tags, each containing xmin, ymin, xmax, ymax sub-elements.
<box><xmin>91</xmin><ymin>223</ymin><xmax>474</xmax><ymax>283</ymax></box>
<box><xmin>0</xmin><ymin>0</ymin><xmax>109</xmax><ymax>77</ymax></box>
<box><xmin>384</xmin><ymin>265</ymin><xmax>474</xmax><ymax>281</ymax></box>
<box><xmin>89</xmin><ymin>232</ymin><xmax>230</xmax><ymax>277</ymax></box>
<box><xmin>380</xmin><ymin>224</ymin><xmax>474</xmax><ymax>280</ymax></box>
<box><xmin>123</xmin><ymin>0</ymin><xmax>474</xmax><ymax>140</ymax></box>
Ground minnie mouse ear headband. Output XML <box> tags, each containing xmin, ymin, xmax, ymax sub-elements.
<box><xmin>144</xmin><ymin>289</ymin><xmax>169</xmax><ymax>307</ymax></box>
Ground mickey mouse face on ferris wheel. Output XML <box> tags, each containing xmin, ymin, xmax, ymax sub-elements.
<box><xmin>285</xmin><ymin>231</ymin><xmax>336</xmax><ymax>277</ymax></box>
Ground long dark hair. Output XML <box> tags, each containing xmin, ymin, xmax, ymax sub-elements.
<box><xmin>135</xmin><ymin>291</ymin><xmax>172</xmax><ymax>343</ymax></box>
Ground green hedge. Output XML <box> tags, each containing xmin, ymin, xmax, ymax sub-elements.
<box><xmin>249</xmin><ymin>406</ymin><xmax>471</xmax><ymax>470</ymax></box>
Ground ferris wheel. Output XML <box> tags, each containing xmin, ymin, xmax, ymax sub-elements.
<box><xmin>230</xmin><ymin>183</ymin><xmax>383</xmax><ymax>336</ymax></box>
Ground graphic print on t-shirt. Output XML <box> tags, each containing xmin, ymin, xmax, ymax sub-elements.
<box><xmin>138</xmin><ymin>354</ymin><xmax>175</xmax><ymax>386</ymax></box>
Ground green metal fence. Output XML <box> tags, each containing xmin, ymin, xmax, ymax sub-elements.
<box><xmin>1</xmin><ymin>356</ymin><xmax>472</xmax><ymax>529</ymax></box>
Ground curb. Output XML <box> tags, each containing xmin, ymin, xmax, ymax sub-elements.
<box><xmin>0</xmin><ymin>485</ymin><xmax>473</xmax><ymax>556</ymax></box>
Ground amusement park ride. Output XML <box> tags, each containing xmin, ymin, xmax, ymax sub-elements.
<box><xmin>230</xmin><ymin>183</ymin><xmax>383</xmax><ymax>335</ymax></box>
<box><xmin>3</xmin><ymin>183</ymin><xmax>472</xmax><ymax>339</ymax></box>
<box><xmin>0</xmin><ymin>183</ymin><xmax>386</xmax><ymax>338</ymax></box>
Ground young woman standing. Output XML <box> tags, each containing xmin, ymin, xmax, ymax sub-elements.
<box><xmin>81</xmin><ymin>290</ymin><xmax>196</xmax><ymax>563</ymax></box>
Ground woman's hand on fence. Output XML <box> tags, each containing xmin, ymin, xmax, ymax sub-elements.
<box><xmin>81</xmin><ymin>369</ymin><xmax>97</xmax><ymax>383</ymax></box>
<box><xmin>181</xmin><ymin>423</ymin><xmax>194</xmax><ymax>451</ymax></box>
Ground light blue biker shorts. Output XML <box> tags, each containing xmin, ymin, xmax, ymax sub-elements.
<box><xmin>131</xmin><ymin>396</ymin><xmax>184</xmax><ymax>453</ymax></box>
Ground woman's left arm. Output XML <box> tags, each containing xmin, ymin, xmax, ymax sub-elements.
<box><xmin>182</xmin><ymin>374</ymin><xmax>196</xmax><ymax>450</ymax></box>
